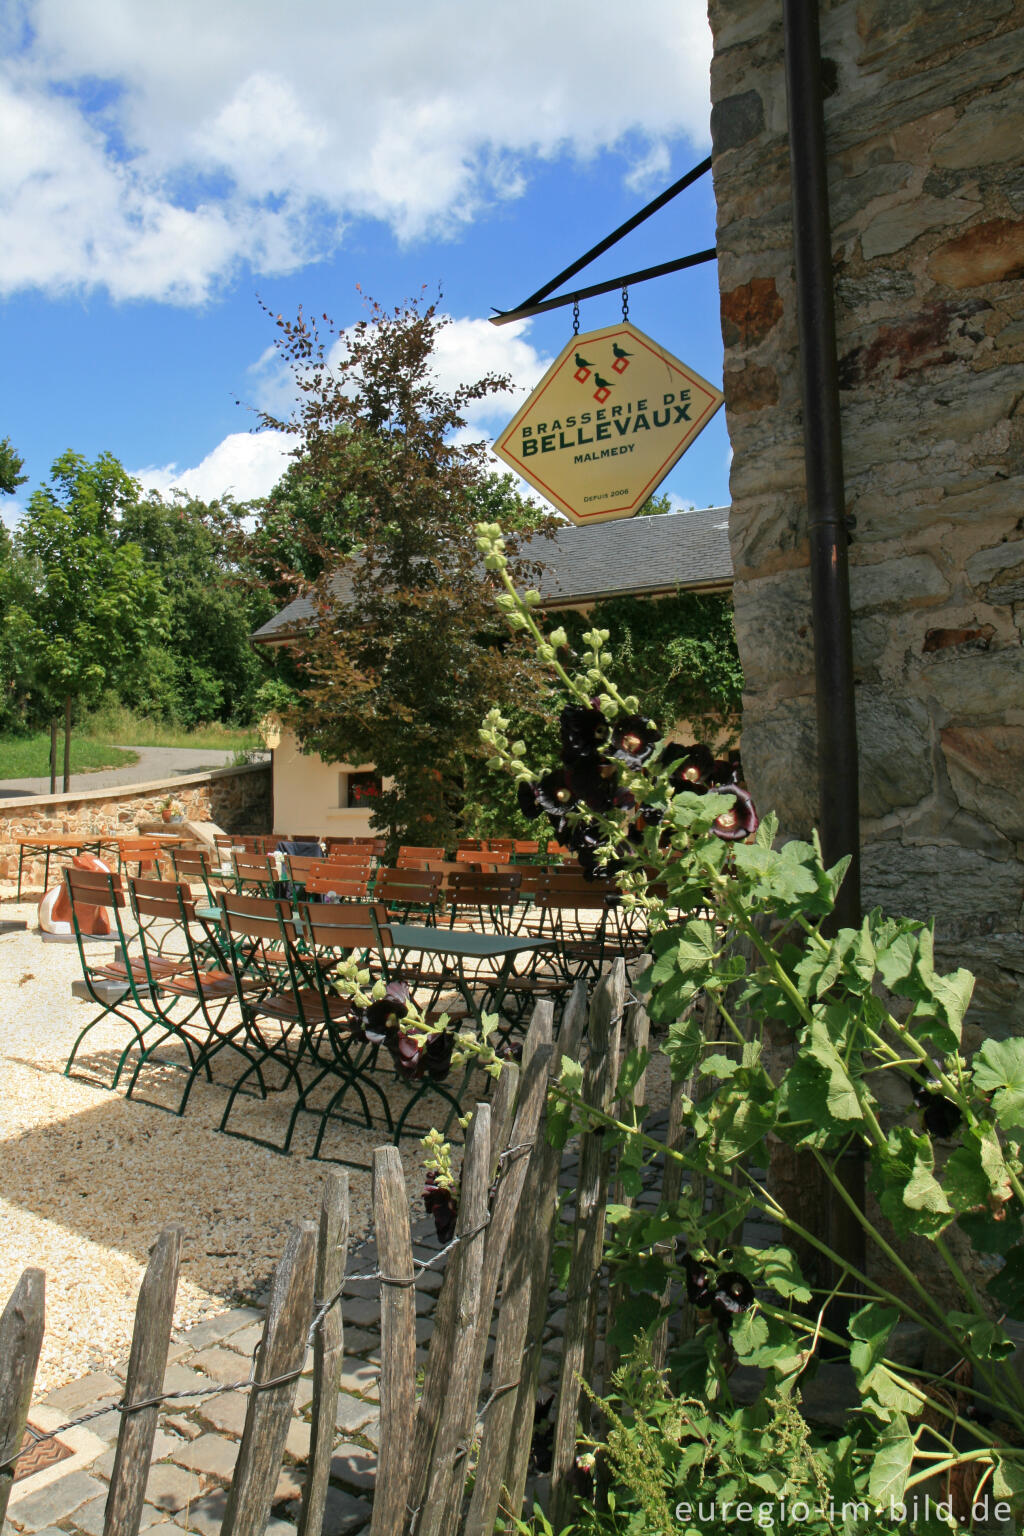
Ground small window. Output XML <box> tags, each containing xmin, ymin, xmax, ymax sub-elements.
<box><xmin>346</xmin><ymin>771</ymin><xmax>381</xmax><ymax>809</ymax></box>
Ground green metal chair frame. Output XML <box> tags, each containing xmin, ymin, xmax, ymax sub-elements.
<box><xmin>120</xmin><ymin>876</ymin><xmax>269</xmax><ymax>1116</ymax></box>
<box><xmin>63</xmin><ymin>866</ymin><xmax>193</xmax><ymax>1092</ymax></box>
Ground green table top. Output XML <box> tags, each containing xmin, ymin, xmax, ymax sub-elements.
<box><xmin>388</xmin><ymin>922</ymin><xmax>552</xmax><ymax>958</ymax></box>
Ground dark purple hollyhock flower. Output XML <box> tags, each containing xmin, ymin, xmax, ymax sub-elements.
<box><xmin>710</xmin><ymin>1271</ymin><xmax>755</xmax><ymax>1336</ymax></box>
<box><xmin>358</xmin><ymin>981</ymin><xmax>410</xmax><ymax>1043</ymax></box>
<box><xmin>709</xmin><ymin>784</ymin><xmax>759</xmax><ymax>843</ymax></box>
<box><xmin>423</xmin><ymin>1178</ymin><xmax>458</xmax><ymax>1243</ymax></box>
<box><xmin>517</xmin><ymin>779</ymin><xmax>543</xmax><ymax>821</ymax></box>
<box><xmin>567</xmin><ymin>759</ymin><xmax>619</xmax><ymax>813</ymax></box>
<box><xmin>911</xmin><ymin>1076</ymin><xmax>962</xmax><ymax>1138</ymax></box>
<box><xmin>627</xmin><ymin>801</ymin><xmax>666</xmax><ymax>843</ymax></box>
<box><xmin>567</xmin><ymin>817</ymin><xmax>603</xmax><ymax>855</ymax></box>
<box><xmin>389</xmin><ymin>1029</ymin><xmax>424</xmax><ymax>1080</ymax></box>
<box><xmin>535</xmin><ymin>768</ymin><xmax>578</xmax><ymax>817</ymax></box>
<box><xmin>681</xmin><ymin>1251</ymin><xmax>716</xmax><ymax>1309</ymax></box>
<box><xmin>423</xmin><ymin>1028</ymin><xmax>455</xmax><ymax>1081</ymax></box>
<box><xmin>662</xmin><ymin>742</ymin><xmax>715</xmax><ymax>791</ymax></box>
<box><xmin>580</xmin><ymin>846</ymin><xmax>629</xmax><ymax>883</ymax></box>
<box><xmin>608</xmin><ymin>714</ymin><xmax>659</xmax><ymax>769</ymax></box>
<box><xmin>708</xmin><ymin>751</ymin><xmax>743</xmax><ymax>787</ymax></box>
<box><xmin>560</xmin><ymin>703</ymin><xmax>609</xmax><ymax>767</ymax></box>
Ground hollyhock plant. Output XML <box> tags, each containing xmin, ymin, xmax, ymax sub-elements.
<box><xmin>560</xmin><ymin>702</ymin><xmax>610</xmax><ymax>766</ymax></box>
<box><xmin>707</xmin><ymin>784</ymin><xmax>759</xmax><ymax>843</ymax></box>
<box><xmin>607</xmin><ymin>713</ymin><xmax>659</xmax><ymax>768</ymax></box>
<box><xmin>423</xmin><ymin>1177</ymin><xmax>458</xmax><ymax>1242</ymax></box>
<box><xmin>710</xmin><ymin>1271</ymin><xmax>756</xmax><ymax>1337</ymax></box>
<box><xmin>681</xmin><ymin>1251</ymin><xmax>716</xmax><ymax>1310</ymax></box>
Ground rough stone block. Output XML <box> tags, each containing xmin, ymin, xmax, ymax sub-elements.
<box><xmin>710</xmin><ymin>89</ymin><xmax>765</xmax><ymax>152</ymax></box>
<box><xmin>329</xmin><ymin>1444</ymin><xmax>376</xmax><ymax>1491</ymax></box>
<box><xmin>861</xmin><ymin>194</ymin><xmax>979</xmax><ymax>261</ymax></box>
<box><xmin>6</xmin><ymin>1471</ymin><xmax>105</xmax><ymax>1533</ymax></box>
<box><xmin>42</xmin><ymin>1372</ymin><xmax>122</xmax><ymax>1416</ymax></box>
<box><xmin>334</xmin><ymin>1394</ymin><xmax>378</xmax><ymax>1434</ymax></box>
<box><xmin>194</xmin><ymin>1390</ymin><xmax>250</xmax><ymax>1437</ymax></box>
<box><xmin>187</xmin><ymin>1347</ymin><xmax>252</xmax><ymax>1386</ymax></box>
<box><xmin>929</xmin><ymin>217</ymin><xmax>1024</xmax><ymax>289</ymax></box>
<box><xmin>144</xmin><ymin>1465</ymin><xmax>203</xmax><ymax>1514</ymax></box>
<box><xmin>170</xmin><ymin>1432</ymin><xmax>240</xmax><ymax>1480</ymax></box>
<box><xmin>941</xmin><ymin>725</ymin><xmax>1024</xmax><ymax>841</ymax></box>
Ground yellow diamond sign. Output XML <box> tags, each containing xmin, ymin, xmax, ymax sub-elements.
<box><xmin>493</xmin><ymin>321</ymin><xmax>724</xmax><ymax>526</ymax></box>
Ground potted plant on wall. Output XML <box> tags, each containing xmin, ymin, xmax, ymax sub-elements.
<box><xmin>159</xmin><ymin>796</ymin><xmax>185</xmax><ymax>824</ymax></box>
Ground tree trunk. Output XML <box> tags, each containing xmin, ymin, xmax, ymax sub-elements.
<box><xmin>63</xmin><ymin>696</ymin><xmax>72</xmax><ymax>793</ymax></box>
<box><xmin>49</xmin><ymin>719</ymin><xmax>57</xmax><ymax>794</ymax></box>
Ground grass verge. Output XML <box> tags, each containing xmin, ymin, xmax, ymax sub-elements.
<box><xmin>0</xmin><ymin>736</ymin><xmax>137</xmax><ymax>778</ymax></box>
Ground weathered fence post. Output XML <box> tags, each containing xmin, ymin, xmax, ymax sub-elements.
<box><xmin>604</xmin><ymin>965</ymin><xmax>652</xmax><ymax>1387</ymax></box>
<box><xmin>103</xmin><ymin>1227</ymin><xmax>183</xmax><ymax>1536</ymax></box>
<box><xmin>549</xmin><ymin>959</ymin><xmax>626</xmax><ymax>1529</ymax></box>
<box><xmin>488</xmin><ymin>1058</ymin><xmax>520</xmax><ymax>1175</ymax></box>
<box><xmin>500</xmin><ymin>979</ymin><xmax>588</xmax><ymax>1526</ymax></box>
<box><xmin>417</xmin><ymin>1102</ymin><xmax>491</xmax><ymax>1536</ymax></box>
<box><xmin>650</xmin><ymin>1071</ymin><xmax>687</xmax><ymax>1373</ymax></box>
<box><xmin>452</xmin><ymin>1037</ymin><xmax>552</xmax><ymax>1536</ymax></box>
<box><xmin>370</xmin><ymin>1146</ymin><xmax>416</xmax><ymax>1536</ymax></box>
<box><xmin>220</xmin><ymin>1221</ymin><xmax>317</xmax><ymax>1536</ymax></box>
<box><xmin>0</xmin><ymin>1268</ymin><xmax>45</xmax><ymax>1527</ymax></box>
<box><xmin>298</xmin><ymin>1171</ymin><xmax>349</xmax><ymax>1536</ymax></box>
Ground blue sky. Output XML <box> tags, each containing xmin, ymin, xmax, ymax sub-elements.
<box><xmin>0</xmin><ymin>1</ymin><xmax>726</xmax><ymax>529</ymax></box>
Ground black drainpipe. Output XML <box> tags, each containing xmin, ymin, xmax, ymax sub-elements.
<box><xmin>782</xmin><ymin>0</ymin><xmax>861</xmax><ymax>932</ymax></box>
<box><xmin>782</xmin><ymin>0</ymin><xmax>865</xmax><ymax>1309</ymax></box>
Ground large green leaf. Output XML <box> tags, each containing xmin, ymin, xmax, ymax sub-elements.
<box><xmin>805</xmin><ymin>1018</ymin><xmax>863</xmax><ymax>1122</ymax></box>
<box><xmin>870</xmin><ymin>1127</ymin><xmax>952</xmax><ymax>1238</ymax></box>
<box><xmin>848</xmin><ymin>1301</ymin><xmax>900</xmax><ymax>1382</ymax></box>
<box><xmin>974</xmin><ymin>1038</ymin><xmax>1024</xmax><ymax>1130</ymax></box>
<box><xmin>987</xmin><ymin>1244</ymin><xmax>1024</xmax><ymax>1318</ymax></box>
<box><xmin>867</xmin><ymin>1416</ymin><xmax>914</xmax><ymax>1504</ymax></box>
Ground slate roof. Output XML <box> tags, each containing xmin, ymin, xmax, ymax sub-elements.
<box><xmin>250</xmin><ymin>506</ymin><xmax>732</xmax><ymax>643</ymax></box>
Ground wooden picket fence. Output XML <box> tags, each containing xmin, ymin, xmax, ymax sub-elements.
<box><xmin>1</xmin><ymin>958</ymin><xmax>666</xmax><ymax>1536</ymax></box>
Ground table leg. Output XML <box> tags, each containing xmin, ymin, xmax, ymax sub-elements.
<box><xmin>17</xmin><ymin>846</ymin><xmax>25</xmax><ymax>900</ymax></box>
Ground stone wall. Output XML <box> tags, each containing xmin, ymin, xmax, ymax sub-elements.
<box><xmin>0</xmin><ymin>764</ymin><xmax>271</xmax><ymax>890</ymax></box>
<box><xmin>708</xmin><ymin>0</ymin><xmax>1024</xmax><ymax>1029</ymax></box>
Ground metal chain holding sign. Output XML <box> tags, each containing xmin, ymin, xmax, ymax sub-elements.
<box><xmin>572</xmin><ymin>298</ymin><xmax>580</xmax><ymax>336</ymax></box>
<box><xmin>621</xmin><ymin>285</ymin><xmax>629</xmax><ymax>322</ymax></box>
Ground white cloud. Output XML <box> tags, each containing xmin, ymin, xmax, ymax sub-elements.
<box><xmin>132</xmin><ymin>429</ymin><xmax>295</xmax><ymax>502</ymax></box>
<box><xmin>1</xmin><ymin>0</ymin><xmax>712</xmax><ymax>301</ymax></box>
<box><xmin>250</xmin><ymin>311</ymin><xmax>553</xmax><ymax>433</ymax></box>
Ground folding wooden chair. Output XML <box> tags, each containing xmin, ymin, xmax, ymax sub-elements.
<box><xmin>120</xmin><ymin>877</ymin><xmax>267</xmax><ymax>1115</ymax></box>
<box><xmin>446</xmin><ymin>869</ymin><xmax>522</xmax><ymax>934</ymax></box>
<box><xmin>169</xmin><ymin>846</ymin><xmax>221</xmax><ymax>906</ymax></box>
<box><xmin>117</xmin><ymin>837</ymin><xmax>163</xmax><ymax>878</ymax></box>
<box><xmin>396</xmin><ymin>845</ymin><xmax>447</xmax><ymax>867</ymax></box>
<box><xmin>230</xmin><ymin>851</ymin><xmax>275</xmax><ymax>894</ymax></box>
<box><xmin>375</xmin><ymin>867</ymin><xmax>443</xmax><ymax>924</ymax></box>
<box><xmin>63</xmin><ymin>866</ymin><xmax>191</xmax><ymax>1091</ymax></box>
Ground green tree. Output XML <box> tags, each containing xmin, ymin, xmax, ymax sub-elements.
<box><xmin>253</xmin><ymin>293</ymin><xmax>555</xmax><ymax>850</ymax></box>
<box><xmin>4</xmin><ymin>451</ymin><xmax>167</xmax><ymax>788</ymax></box>
<box><xmin>0</xmin><ymin>437</ymin><xmax>27</xmax><ymax>496</ymax></box>
<box><xmin>116</xmin><ymin>491</ymin><xmax>274</xmax><ymax>726</ymax></box>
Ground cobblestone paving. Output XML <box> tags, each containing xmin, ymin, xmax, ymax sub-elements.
<box><xmin>3</xmin><ymin>1110</ymin><xmax>717</xmax><ymax>1536</ymax></box>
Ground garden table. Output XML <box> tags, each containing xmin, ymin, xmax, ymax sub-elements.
<box><xmin>385</xmin><ymin>921</ymin><xmax>557</xmax><ymax>1034</ymax></box>
<box><xmin>16</xmin><ymin>833</ymin><xmax>120</xmax><ymax>898</ymax></box>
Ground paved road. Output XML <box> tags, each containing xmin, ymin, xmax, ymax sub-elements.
<box><xmin>0</xmin><ymin>745</ymin><xmax>267</xmax><ymax>799</ymax></box>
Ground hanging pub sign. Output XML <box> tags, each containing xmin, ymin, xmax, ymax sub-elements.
<box><xmin>493</xmin><ymin>321</ymin><xmax>724</xmax><ymax>526</ymax></box>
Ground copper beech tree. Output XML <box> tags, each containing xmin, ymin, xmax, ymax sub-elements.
<box><xmin>252</xmin><ymin>292</ymin><xmax>555</xmax><ymax>849</ymax></box>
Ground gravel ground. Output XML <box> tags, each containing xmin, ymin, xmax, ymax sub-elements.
<box><xmin>0</xmin><ymin>890</ymin><xmax>489</xmax><ymax>1393</ymax></box>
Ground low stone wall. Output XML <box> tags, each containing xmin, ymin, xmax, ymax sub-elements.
<box><xmin>0</xmin><ymin>764</ymin><xmax>271</xmax><ymax>889</ymax></box>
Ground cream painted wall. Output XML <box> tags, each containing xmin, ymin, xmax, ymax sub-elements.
<box><xmin>271</xmin><ymin>728</ymin><xmax>381</xmax><ymax>836</ymax></box>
